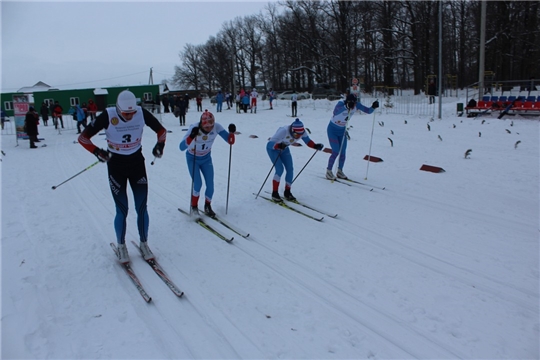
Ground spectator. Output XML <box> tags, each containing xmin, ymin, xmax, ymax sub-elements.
<box><xmin>53</xmin><ymin>101</ymin><xmax>64</xmax><ymax>129</ymax></box>
<box><xmin>1</xmin><ymin>107</ymin><xmax>6</xmax><ymax>130</ymax></box>
<box><xmin>291</xmin><ymin>90</ymin><xmax>298</xmax><ymax>117</ymax></box>
<box><xmin>154</xmin><ymin>94</ymin><xmax>161</xmax><ymax>114</ymax></box>
<box><xmin>428</xmin><ymin>79</ymin><xmax>436</xmax><ymax>104</ymax></box>
<box><xmin>225</xmin><ymin>92</ymin><xmax>231</xmax><ymax>110</ymax></box>
<box><xmin>87</xmin><ymin>99</ymin><xmax>98</xmax><ymax>121</ymax></box>
<box><xmin>235</xmin><ymin>91</ymin><xmax>241</xmax><ymax>113</ymax></box>
<box><xmin>250</xmin><ymin>88</ymin><xmax>258</xmax><ymax>113</ymax></box>
<box><xmin>168</xmin><ymin>95</ymin><xmax>175</xmax><ymax>113</ymax></box>
<box><xmin>75</xmin><ymin>104</ymin><xmax>87</xmax><ymax>134</ymax></box>
<box><xmin>25</xmin><ymin>106</ymin><xmax>40</xmax><ymax>148</ymax></box>
<box><xmin>227</xmin><ymin>92</ymin><xmax>233</xmax><ymax>109</ymax></box>
<box><xmin>162</xmin><ymin>95</ymin><xmax>170</xmax><ymax>113</ymax></box>
<box><xmin>241</xmin><ymin>92</ymin><xmax>250</xmax><ymax>113</ymax></box>
<box><xmin>68</xmin><ymin>105</ymin><xmax>77</xmax><ymax>122</ymax></box>
<box><xmin>177</xmin><ymin>97</ymin><xmax>187</xmax><ymax>126</ymax></box>
<box><xmin>196</xmin><ymin>94</ymin><xmax>203</xmax><ymax>112</ymax></box>
<box><xmin>184</xmin><ymin>93</ymin><xmax>190</xmax><ymax>112</ymax></box>
<box><xmin>267</xmin><ymin>88</ymin><xmax>275</xmax><ymax>110</ymax></box>
<box><xmin>40</xmin><ymin>101</ymin><xmax>50</xmax><ymax>126</ymax></box>
<box><xmin>49</xmin><ymin>101</ymin><xmax>55</xmax><ymax>125</ymax></box>
<box><xmin>216</xmin><ymin>90</ymin><xmax>224</xmax><ymax>112</ymax></box>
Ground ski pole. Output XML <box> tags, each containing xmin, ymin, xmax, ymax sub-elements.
<box><xmin>364</xmin><ymin>107</ymin><xmax>378</xmax><ymax>180</ymax></box>
<box><xmin>255</xmin><ymin>149</ymin><xmax>282</xmax><ymax>199</ymax></box>
<box><xmin>292</xmin><ymin>149</ymin><xmax>318</xmax><ymax>184</ymax></box>
<box><xmin>51</xmin><ymin>160</ymin><xmax>100</xmax><ymax>190</ymax></box>
<box><xmin>150</xmin><ymin>156</ymin><xmax>157</xmax><ymax>165</ymax></box>
<box><xmin>225</xmin><ymin>143</ymin><xmax>232</xmax><ymax>214</ymax></box>
<box><xmin>189</xmin><ymin>143</ymin><xmax>197</xmax><ymax>215</ymax></box>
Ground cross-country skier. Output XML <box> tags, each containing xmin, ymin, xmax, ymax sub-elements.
<box><xmin>325</xmin><ymin>94</ymin><xmax>379</xmax><ymax>180</ymax></box>
<box><xmin>78</xmin><ymin>90</ymin><xmax>167</xmax><ymax>264</ymax></box>
<box><xmin>267</xmin><ymin>118</ymin><xmax>324</xmax><ymax>202</ymax></box>
<box><xmin>179</xmin><ymin>110</ymin><xmax>236</xmax><ymax>217</ymax></box>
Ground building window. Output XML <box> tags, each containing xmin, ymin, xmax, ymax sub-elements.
<box><xmin>70</xmin><ymin>97</ymin><xmax>80</xmax><ymax>106</ymax></box>
<box><xmin>143</xmin><ymin>92</ymin><xmax>152</xmax><ymax>101</ymax></box>
<box><xmin>4</xmin><ymin>101</ymin><xmax>13</xmax><ymax>111</ymax></box>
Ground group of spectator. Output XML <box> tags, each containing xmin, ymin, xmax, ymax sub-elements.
<box><xmin>34</xmin><ymin>98</ymin><xmax>99</xmax><ymax>134</ymax></box>
<box><xmin>161</xmin><ymin>93</ymin><xmax>190</xmax><ymax>114</ymax></box>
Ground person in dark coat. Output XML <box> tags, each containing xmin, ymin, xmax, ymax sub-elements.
<box><xmin>428</xmin><ymin>79</ymin><xmax>436</xmax><ymax>104</ymax></box>
<box><xmin>40</xmin><ymin>102</ymin><xmax>49</xmax><ymax>126</ymax></box>
<box><xmin>162</xmin><ymin>95</ymin><xmax>170</xmax><ymax>113</ymax></box>
<box><xmin>25</xmin><ymin>106</ymin><xmax>40</xmax><ymax>148</ymax></box>
<box><xmin>176</xmin><ymin>97</ymin><xmax>187</xmax><ymax>126</ymax></box>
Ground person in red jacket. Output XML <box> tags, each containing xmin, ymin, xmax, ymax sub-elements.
<box><xmin>87</xmin><ymin>99</ymin><xmax>98</xmax><ymax>121</ymax></box>
<box><xmin>53</xmin><ymin>101</ymin><xmax>64</xmax><ymax>129</ymax></box>
<box><xmin>196</xmin><ymin>94</ymin><xmax>203</xmax><ymax>112</ymax></box>
<box><xmin>78</xmin><ymin>90</ymin><xmax>167</xmax><ymax>264</ymax></box>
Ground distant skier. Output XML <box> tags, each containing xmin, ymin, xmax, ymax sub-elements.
<box><xmin>325</xmin><ymin>94</ymin><xmax>379</xmax><ymax>180</ymax></box>
<box><xmin>250</xmin><ymin>88</ymin><xmax>258</xmax><ymax>113</ymax></box>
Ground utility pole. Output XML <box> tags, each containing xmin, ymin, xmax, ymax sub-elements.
<box><xmin>438</xmin><ymin>0</ymin><xmax>442</xmax><ymax>119</ymax></box>
<box><xmin>148</xmin><ymin>67</ymin><xmax>153</xmax><ymax>85</ymax></box>
<box><xmin>478</xmin><ymin>1</ymin><xmax>486</xmax><ymax>100</ymax></box>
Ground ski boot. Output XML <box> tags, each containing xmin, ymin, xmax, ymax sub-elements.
<box><xmin>271</xmin><ymin>191</ymin><xmax>283</xmax><ymax>202</ymax></box>
<box><xmin>284</xmin><ymin>188</ymin><xmax>296</xmax><ymax>201</ymax></box>
<box><xmin>325</xmin><ymin>169</ymin><xmax>336</xmax><ymax>180</ymax></box>
<box><xmin>117</xmin><ymin>243</ymin><xmax>130</xmax><ymax>264</ymax></box>
<box><xmin>204</xmin><ymin>201</ymin><xmax>216</xmax><ymax>218</ymax></box>
<box><xmin>139</xmin><ymin>241</ymin><xmax>155</xmax><ymax>261</ymax></box>
<box><xmin>336</xmin><ymin>168</ymin><xmax>348</xmax><ymax>179</ymax></box>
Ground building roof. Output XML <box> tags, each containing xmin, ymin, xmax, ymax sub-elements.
<box><xmin>17</xmin><ymin>81</ymin><xmax>57</xmax><ymax>93</ymax></box>
<box><xmin>93</xmin><ymin>88</ymin><xmax>109</xmax><ymax>95</ymax></box>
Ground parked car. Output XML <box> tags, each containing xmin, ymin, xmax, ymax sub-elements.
<box><xmin>311</xmin><ymin>86</ymin><xmax>342</xmax><ymax>100</ymax></box>
<box><xmin>277</xmin><ymin>91</ymin><xmax>310</xmax><ymax>100</ymax></box>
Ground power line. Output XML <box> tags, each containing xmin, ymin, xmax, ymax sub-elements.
<box><xmin>52</xmin><ymin>71</ymin><xmax>149</xmax><ymax>88</ymax></box>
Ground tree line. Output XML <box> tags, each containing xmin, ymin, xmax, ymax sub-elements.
<box><xmin>171</xmin><ymin>0</ymin><xmax>539</xmax><ymax>95</ymax></box>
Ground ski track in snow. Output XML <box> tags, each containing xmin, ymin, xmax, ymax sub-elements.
<box><xmin>2</xmin><ymin>97</ymin><xmax>538</xmax><ymax>359</ymax></box>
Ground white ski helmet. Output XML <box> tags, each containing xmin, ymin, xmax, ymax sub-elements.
<box><xmin>116</xmin><ymin>90</ymin><xmax>137</xmax><ymax>114</ymax></box>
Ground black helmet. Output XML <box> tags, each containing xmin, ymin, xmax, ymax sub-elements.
<box><xmin>346</xmin><ymin>94</ymin><xmax>357</xmax><ymax>109</ymax></box>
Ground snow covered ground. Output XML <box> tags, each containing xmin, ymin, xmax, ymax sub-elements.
<box><xmin>1</xmin><ymin>95</ymin><xmax>538</xmax><ymax>359</ymax></box>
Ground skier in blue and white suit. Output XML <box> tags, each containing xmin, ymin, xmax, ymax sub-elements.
<box><xmin>180</xmin><ymin>110</ymin><xmax>235</xmax><ymax>217</ymax></box>
<box><xmin>326</xmin><ymin>94</ymin><xmax>379</xmax><ymax>180</ymax></box>
<box><xmin>267</xmin><ymin>118</ymin><xmax>324</xmax><ymax>202</ymax></box>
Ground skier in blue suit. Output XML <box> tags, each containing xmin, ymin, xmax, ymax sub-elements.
<box><xmin>180</xmin><ymin>110</ymin><xmax>235</xmax><ymax>217</ymax></box>
<box><xmin>266</xmin><ymin>118</ymin><xmax>324</xmax><ymax>202</ymax></box>
<box><xmin>325</xmin><ymin>94</ymin><xmax>379</xmax><ymax>180</ymax></box>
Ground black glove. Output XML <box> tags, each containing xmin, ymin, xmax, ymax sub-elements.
<box><xmin>372</xmin><ymin>100</ymin><xmax>379</xmax><ymax>109</ymax></box>
<box><xmin>189</xmin><ymin>126</ymin><xmax>199</xmax><ymax>139</ymax></box>
<box><xmin>152</xmin><ymin>142</ymin><xmax>165</xmax><ymax>158</ymax></box>
<box><xmin>228</xmin><ymin>123</ymin><xmax>236</xmax><ymax>133</ymax></box>
<box><xmin>93</xmin><ymin>148</ymin><xmax>110</xmax><ymax>162</ymax></box>
<box><xmin>314</xmin><ymin>143</ymin><xmax>324</xmax><ymax>151</ymax></box>
<box><xmin>274</xmin><ymin>142</ymin><xmax>287</xmax><ymax>150</ymax></box>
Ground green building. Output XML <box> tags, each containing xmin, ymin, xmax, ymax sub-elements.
<box><xmin>1</xmin><ymin>83</ymin><xmax>160</xmax><ymax>117</ymax></box>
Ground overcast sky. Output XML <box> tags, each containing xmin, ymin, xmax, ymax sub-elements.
<box><xmin>1</xmin><ymin>1</ymin><xmax>271</xmax><ymax>92</ymax></box>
